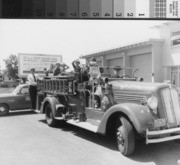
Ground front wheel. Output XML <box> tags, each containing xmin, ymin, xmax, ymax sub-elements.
<box><xmin>0</xmin><ymin>104</ymin><xmax>9</xmax><ymax>116</ymax></box>
<box><xmin>45</xmin><ymin>104</ymin><xmax>57</xmax><ymax>127</ymax></box>
<box><xmin>116</xmin><ymin>116</ymin><xmax>135</xmax><ymax>156</ymax></box>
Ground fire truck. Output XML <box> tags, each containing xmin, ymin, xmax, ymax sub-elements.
<box><xmin>37</xmin><ymin>68</ymin><xmax>180</xmax><ymax>156</ymax></box>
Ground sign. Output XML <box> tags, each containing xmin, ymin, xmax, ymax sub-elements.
<box><xmin>18</xmin><ymin>53</ymin><xmax>62</xmax><ymax>77</ymax></box>
<box><xmin>171</xmin><ymin>30</ymin><xmax>180</xmax><ymax>46</ymax></box>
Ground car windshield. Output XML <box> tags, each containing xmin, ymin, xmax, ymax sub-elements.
<box><xmin>12</xmin><ymin>85</ymin><xmax>26</xmax><ymax>94</ymax></box>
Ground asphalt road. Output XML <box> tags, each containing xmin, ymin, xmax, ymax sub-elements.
<box><xmin>0</xmin><ymin>110</ymin><xmax>180</xmax><ymax>165</ymax></box>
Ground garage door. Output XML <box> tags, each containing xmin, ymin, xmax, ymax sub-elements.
<box><xmin>108</xmin><ymin>58</ymin><xmax>123</xmax><ymax>75</ymax></box>
<box><xmin>130</xmin><ymin>54</ymin><xmax>152</xmax><ymax>82</ymax></box>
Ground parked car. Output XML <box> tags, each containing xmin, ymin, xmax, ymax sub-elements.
<box><xmin>0</xmin><ymin>84</ymin><xmax>31</xmax><ymax>116</ymax></box>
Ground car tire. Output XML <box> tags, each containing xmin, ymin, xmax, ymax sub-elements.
<box><xmin>45</xmin><ymin>103</ymin><xmax>58</xmax><ymax>127</ymax></box>
<box><xmin>0</xmin><ymin>104</ymin><xmax>9</xmax><ymax>116</ymax></box>
<box><xmin>116</xmin><ymin>116</ymin><xmax>135</xmax><ymax>156</ymax></box>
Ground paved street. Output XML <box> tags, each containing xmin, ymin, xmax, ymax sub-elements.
<box><xmin>0</xmin><ymin>111</ymin><xmax>180</xmax><ymax>165</ymax></box>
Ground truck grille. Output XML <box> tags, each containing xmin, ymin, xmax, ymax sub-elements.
<box><xmin>171</xmin><ymin>88</ymin><xmax>180</xmax><ymax>123</ymax></box>
<box><xmin>114</xmin><ymin>91</ymin><xmax>148</xmax><ymax>104</ymax></box>
<box><xmin>160</xmin><ymin>87</ymin><xmax>180</xmax><ymax>127</ymax></box>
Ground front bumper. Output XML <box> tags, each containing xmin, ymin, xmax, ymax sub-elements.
<box><xmin>146</xmin><ymin>127</ymin><xmax>180</xmax><ymax>144</ymax></box>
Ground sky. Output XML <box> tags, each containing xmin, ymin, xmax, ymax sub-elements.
<box><xmin>0</xmin><ymin>19</ymin><xmax>166</xmax><ymax>70</ymax></box>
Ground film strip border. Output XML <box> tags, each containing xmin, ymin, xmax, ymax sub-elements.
<box><xmin>0</xmin><ymin>0</ymin><xmax>179</xmax><ymax>19</ymax></box>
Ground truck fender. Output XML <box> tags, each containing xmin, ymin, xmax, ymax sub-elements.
<box><xmin>97</xmin><ymin>103</ymin><xmax>154</xmax><ymax>135</ymax></box>
<box><xmin>40</xmin><ymin>96</ymin><xmax>61</xmax><ymax>117</ymax></box>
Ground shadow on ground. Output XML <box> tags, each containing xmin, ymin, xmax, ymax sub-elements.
<box><xmin>39</xmin><ymin>119</ymin><xmax>180</xmax><ymax>165</ymax></box>
<box><xmin>130</xmin><ymin>139</ymin><xmax>180</xmax><ymax>165</ymax></box>
<box><xmin>39</xmin><ymin>119</ymin><xmax>117</xmax><ymax>151</ymax></box>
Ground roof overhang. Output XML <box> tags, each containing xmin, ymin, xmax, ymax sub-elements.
<box><xmin>82</xmin><ymin>39</ymin><xmax>164</xmax><ymax>59</ymax></box>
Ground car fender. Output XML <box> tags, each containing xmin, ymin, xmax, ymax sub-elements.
<box><xmin>97</xmin><ymin>103</ymin><xmax>154</xmax><ymax>135</ymax></box>
<box><xmin>0</xmin><ymin>102</ymin><xmax>10</xmax><ymax>109</ymax></box>
<box><xmin>0</xmin><ymin>98</ymin><xmax>13</xmax><ymax>110</ymax></box>
<box><xmin>40</xmin><ymin>96</ymin><xmax>60</xmax><ymax>117</ymax></box>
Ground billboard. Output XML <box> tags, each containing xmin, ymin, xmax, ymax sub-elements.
<box><xmin>18</xmin><ymin>53</ymin><xmax>62</xmax><ymax>77</ymax></box>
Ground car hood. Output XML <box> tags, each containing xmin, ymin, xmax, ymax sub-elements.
<box><xmin>110</xmin><ymin>81</ymin><xmax>169</xmax><ymax>93</ymax></box>
<box><xmin>0</xmin><ymin>92</ymin><xmax>16</xmax><ymax>98</ymax></box>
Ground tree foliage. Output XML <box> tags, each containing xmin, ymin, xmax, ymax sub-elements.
<box><xmin>4</xmin><ymin>55</ymin><xmax>18</xmax><ymax>80</ymax></box>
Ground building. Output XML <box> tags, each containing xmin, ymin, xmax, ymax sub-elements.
<box><xmin>82</xmin><ymin>21</ymin><xmax>180</xmax><ymax>89</ymax></box>
<box><xmin>156</xmin><ymin>22</ymin><xmax>180</xmax><ymax>89</ymax></box>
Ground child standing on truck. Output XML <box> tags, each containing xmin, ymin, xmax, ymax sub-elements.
<box><xmin>89</xmin><ymin>58</ymin><xmax>102</xmax><ymax>108</ymax></box>
<box><xmin>89</xmin><ymin>58</ymin><xmax>101</xmax><ymax>81</ymax></box>
<box><xmin>53</xmin><ymin>62</ymin><xmax>61</xmax><ymax>76</ymax></box>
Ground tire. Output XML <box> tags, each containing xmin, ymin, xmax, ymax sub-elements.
<box><xmin>116</xmin><ymin>116</ymin><xmax>135</xmax><ymax>156</ymax></box>
<box><xmin>0</xmin><ymin>104</ymin><xmax>9</xmax><ymax>116</ymax></box>
<box><xmin>45</xmin><ymin>104</ymin><xmax>57</xmax><ymax>127</ymax></box>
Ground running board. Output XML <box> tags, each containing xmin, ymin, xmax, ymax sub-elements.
<box><xmin>66</xmin><ymin>119</ymin><xmax>98</xmax><ymax>133</ymax></box>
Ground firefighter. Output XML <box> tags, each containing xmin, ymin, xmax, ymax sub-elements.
<box><xmin>72</xmin><ymin>59</ymin><xmax>81</xmax><ymax>82</ymax></box>
<box><xmin>82</xmin><ymin>65</ymin><xmax>90</xmax><ymax>82</ymax></box>
<box><xmin>44</xmin><ymin>68</ymin><xmax>49</xmax><ymax>77</ymax></box>
<box><xmin>113</xmin><ymin>66</ymin><xmax>122</xmax><ymax>78</ymax></box>
<box><xmin>72</xmin><ymin>59</ymin><xmax>81</xmax><ymax>73</ymax></box>
<box><xmin>61</xmin><ymin>63</ymin><xmax>69</xmax><ymax>72</ymax></box>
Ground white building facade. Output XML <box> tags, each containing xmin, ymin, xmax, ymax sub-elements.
<box><xmin>82</xmin><ymin>22</ymin><xmax>180</xmax><ymax>89</ymax></box>
<box><xmin>157</xmin><ymin>22</ymin><xmax>180</xmax><ymax>89</ymax></box>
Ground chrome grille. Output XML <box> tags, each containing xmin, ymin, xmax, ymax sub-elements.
<box><xmin>161</xmin><ymin>88</ymin><xmax>175</xmax><ymax>125</ymax></box>
<box><xmin>171</xmin><ymin>88</ymin><xmax>180</xmax><ymax>123</ymax></box>
<box><xmin>160</xmin><ymin>87</ymin><xmax>180</xmax><ymax>127</ymax></box>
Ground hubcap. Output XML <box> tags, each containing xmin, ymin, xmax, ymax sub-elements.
<box><xmin>46</xmin><ymin>108</ymin><xmax>52</xmax><ymax>123</ymax></box>
<box><xmin>0</xmin><ymin>107</ymin><xmax>5</xmax><ymax>112</ymax></box>
<box><xmin>117</xmin><ymin>127</ymin><xmax>125</xmax><ymax>146</ymax></box>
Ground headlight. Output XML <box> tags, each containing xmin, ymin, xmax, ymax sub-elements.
<box><xmin>101</xmin><ymin>96</ymin><xmax>109</xmax><ymax>111</ymax></box>
<box><xmin>147</xmin><ymin>96</ymin><xmax>158</xmax><ymax>111</ymax></box>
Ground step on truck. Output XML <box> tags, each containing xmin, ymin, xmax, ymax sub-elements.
<box><xmin>37</xmin><ymin>74</ymin><xmax>180</xmax><ymax>156</ymax></box>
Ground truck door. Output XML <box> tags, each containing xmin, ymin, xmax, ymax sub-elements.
<box><xmin>85</xmin><ymin>83</ymin><xmax>104</xmax><ymax>124</ymax></box>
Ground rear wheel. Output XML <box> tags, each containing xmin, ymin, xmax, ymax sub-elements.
<box><xmin>45</xmin><ymin>104</ymin><xmax>57</xmax><ymax>127</ymax></box>
<box><xmin>0</xmin><ymin>104</ymin><xmax>9</xmax><ymax>116</ymax></box>
<box><xmin>116</xmin><ymin>116</ymin><xmax>135</xmax><ymax>156</ymax></box>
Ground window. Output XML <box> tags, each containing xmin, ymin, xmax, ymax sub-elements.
<box><xmin>20</xmin><ymin>87</ymin><xmax>29</xmax><ymax>94</ymax></box>
<box><xmin>171</xmin><ymin>66</ymin><xmax>180</xmax><ymax>91</ymax></box>
<box><xmin>171</xmin><ymin>30</ymin><xmax>180</xmax><ymax>47</ymax></box>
